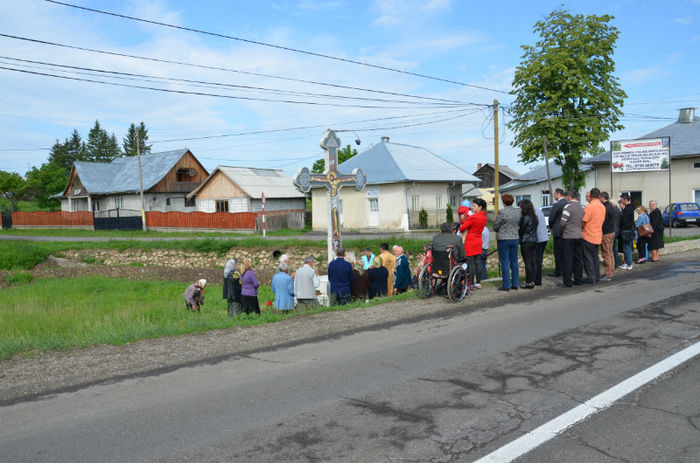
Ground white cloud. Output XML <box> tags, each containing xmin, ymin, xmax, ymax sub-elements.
<box><xmin>673</xmin><ymin>16</ymin><xmax>692</xmax><ymax>25</ymax></box>
<box><xmin>620</xmin><ymin>66</ymin><xmax>669</xmax><ymax>85</ymax></box>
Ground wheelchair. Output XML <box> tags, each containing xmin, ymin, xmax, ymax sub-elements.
<box><xmin>418</xmin><ymin>245</ymin><xmax>471</xmax><ymax>302</ymax></box>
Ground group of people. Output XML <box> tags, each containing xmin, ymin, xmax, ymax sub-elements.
<box><xmin>185</xmin><ymin>188</ymin><xmax>665</xmax><ymax>314</ymax></box>
<box><xmin>547</xmin><ymin>188</ymin><xmax>664</xmax><ymax>288</ymax></box>
<box><xmin>208</xmin><ymin>243</ymin><xmax>414</xmax><ymax>316</ymax></box>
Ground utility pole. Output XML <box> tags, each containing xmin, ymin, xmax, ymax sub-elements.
<box><xmin>493</xmin><ymin>99</ymin><xmax>500</xmax><ymax>217</ymax></box>
<box><xmin>543</xmin><ymin>136</ymin><xmax>554</xmax><ymax>205</ymax></box>
<box><xmin>137</xmin><ymin>137</ymin><xmax>147</xmax><ymax>232</ymax></box>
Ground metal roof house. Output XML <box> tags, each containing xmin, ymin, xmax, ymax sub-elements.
<box><xmin>499</xmin><ymin>107</ymin><xmax>700</xmax><ymax>209</ymax></box>
<box><xmin>57</xmin><ymin>149</ymin><xmax>208</xmax><ymax>213</ymax></box>
<box><xmin>584</xmin><ymin>107</ymin><xmax>700</xmax><ymax>207</ymax></box>
<box><xmin>311</xmin><ymin>137</ymin><xmax>481</xmax><ymax>231</ymax></box>
<box><xmin>187</xmin><ymin>166</ymin><xmax>306</xmax><ymax>214</ymax></box>
<box><xmin>499</xmin><ymin>160</ymin><xmax>597</xmax><ymax>208</ymax></box>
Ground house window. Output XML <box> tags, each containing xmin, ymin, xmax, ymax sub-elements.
<box><xmin>185</xmin><ymin>196</ymin><xmax>195</xmax><ymax>208</ymax></box>
<box><xmin>411</xmin><ymin>195</ymin><xmax>420</xmax><ymax>212</ymax></box>
<box><xmin>92</xmin><ymin>200</ymin><xmax>100</xmax><ymax>212</ymax></box>
<box><xmin>369</xmin><ymin>198</ymin><xmax>379</xmax><ymax>212</ymax></box>
<box><xmin>694</xmin><ymin>162</ymin><xmax>700</xmax><ymax>169</ymax></box>
<box><xmin>436</xmin><ymin>195</ymin><xmax>443</xmax><ymax>210</ymax></box>
<box><xmin>114</xmin><ymin>197</ymin><xmax>123</xmax><ymax>209</ymax></box>
<box><xmin>541</xmin><ymin>191</ymin><xmax>550</xmax><ymax>207</ymax></box>
<box><xmin>515</xmin><ymin>194</ymin><xmax>531</xmax><ymax>205</ymax></box>
<box><xmin>215</xmin><ymin>200</ymin><xmax>229</xmax><ymax>212</ymax></box>
<box><xmin>176</xmin><ymin>168</ymin><xmax>196</xmax><ymax>182</ymax></box>
<box><xmin>620</xmin><ymin>191</ymin><xmax>642</xmax><ymax>207</ymax></box>
<box><xmin>451</xmin><ymin>195</ymin><xmax>457</xmax><ymax>207</ymax></box>
<box><xmin>166</xmin><ymin>198</ymin><xmax>171</xmax><ymax>206</ymax></box>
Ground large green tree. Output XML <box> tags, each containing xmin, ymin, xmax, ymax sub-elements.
<box><xmin>0</xmin><ymin>170</ymin><xmax>26</xmax><ymax>212</ymax></box>
<box><xmin>122</xmin><ymin>122</ymin><xmax>152</xmax><ymax>156</ymax></box>
<box><xmin>86</xmin><ymin>120</ymin><xmax>121</xmax><ymax>162</ymax></box>
<box><xmin>507</xmin><ymin>8</ymin><xmax>626</xmax><ymax>191</ymax></box>
<box><xmin>48</xmin><ymin>129</ymin><xmax>87</xmax><ymax>176</ymax></box>
<box><xmin>24</xmin><ymin>162</ymin><xmax>66</xmax><ymax>211</ymax></box>
<box><xmin>311</xmin><ymin>144</ymin><xmax>358</xmax><ymax>173</ymax></box>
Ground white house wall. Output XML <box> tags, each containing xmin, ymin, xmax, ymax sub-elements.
<box><xmin>594</xmin><ymin>156</ymin><xmax>700</xmax><ymax>208</ymax></box>
<box><xmin>61</xmin><ymin>193</ymin><xmax>196</xmax><ymax>213</ymax></box>
<box><xmin>312</xmin><ymin>182</ymin><xmax>465</xmax><ymax>231</ymax></box>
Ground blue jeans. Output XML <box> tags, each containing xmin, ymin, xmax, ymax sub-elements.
<box><xmin>497</xmin><ymin>239</ymin><xmax>520</xmax><ymax>289</ymax></box>
<box><xmin>622</xmin><ymin>239</ymin><xmax>634</xmax><ymax>266</ymax></box>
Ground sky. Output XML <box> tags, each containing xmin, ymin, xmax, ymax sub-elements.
<box><xmin>1</xmin><ymin>0</ymin><xmax>699</xmax><ymax>180</ymax></box>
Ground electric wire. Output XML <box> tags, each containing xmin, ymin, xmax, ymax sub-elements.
<box><xmin>44</xmin><ymin>0</ymin><xmax>510</xmax><ymax>94</ymax></box>
<box><xmin>0</xmin><ymin>33</ymin><xmax>488</xmax><ymax>106</ymax></box>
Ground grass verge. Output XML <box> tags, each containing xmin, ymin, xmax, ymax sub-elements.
<box><xmin>0</xmin><ymin>275</ymin><xmax>416</xmax><ymax>361</ymax></box>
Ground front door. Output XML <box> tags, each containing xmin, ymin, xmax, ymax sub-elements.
<box><xmin>367</xmin><ymin>198</ymin><xmax>379</xmax><ymax>227</ymax></box>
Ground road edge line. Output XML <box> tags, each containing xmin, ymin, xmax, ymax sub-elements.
<box><xmin>474</xmin><ymin>341</ymin><xmax>700</xmax><ymax>463</ymax></box>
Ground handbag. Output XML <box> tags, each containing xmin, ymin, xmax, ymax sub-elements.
<box><xmin>637</xmin><ymin>223</ymin><xmax>653</xmax><ymax>237</ymax></box>
<box><xmin>621</xmin><ymin>229</ymin><xmax>636</xmax><ymax>241</ymax></box>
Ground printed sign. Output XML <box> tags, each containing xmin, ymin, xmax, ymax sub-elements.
<box><xmin>610</xmin><ymin>137</ymin><xmax>670</xmax><ymax>172</ymax></box>
<box><xmin>366</xmin><ymin>189</ymin><xmax>378</xmax><ymax>198</ymax></box>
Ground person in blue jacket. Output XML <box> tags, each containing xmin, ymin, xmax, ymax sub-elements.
<box><xmin>393</xmin><ymin>246</ymin><xmax>411</xmax><ymax>294</ymax></box>
<box><xmin>271</xmin><ymin>261</ymin><xmax>295</xmax><ymax>312</ymax></box>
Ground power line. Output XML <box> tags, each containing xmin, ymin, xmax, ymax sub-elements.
<box><xmin>44</xmin><ymin>0</ymin><xmax>510</xmax><ymax>95</ymax></box>
<box><xmin>0</xmin><ymin>55</ymin><xmax>474</xmax><ymax>107</ymax></box>
<box><xmin>0</xmin><ymin>65</ymin><xmax>471</xmax><ymax>110</ymax></box>
<box><xmin>0</xmin><ymin>33</ymin><xmax>489</xmax><ymax>107</ymax></box>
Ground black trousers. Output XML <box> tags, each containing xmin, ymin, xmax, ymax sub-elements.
<box><xmin>553</xmin><ymin>236</ymin><xmax>564</xmax><ymax>276</ymax></box>
<box><xmin>467</xmin><ymin>254</ymin><xmax>481</xmax><ymax>284</ymax></box>
<box><xmin>582</xmin><ymin>239</ymin><xmax>600</xmax><ymax>283</ymax></box>
<box><xmin>535</xmin><ymin>241</ymin><xmax>547</xmax><ymax>285</ymax></box>
<box><xmin>562</xmin><ymin>238</ymin><xmax>583</xmax><ymax>285</ymax></box>
<box><xmin>520</xmin><ymin>242</ymin><xmax>537</xmax><ymax>285</ymax></box>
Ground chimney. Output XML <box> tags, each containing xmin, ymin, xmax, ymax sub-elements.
<box><xmin>381</xmin><ymin>136</ymin><xmax>390</xmax><ymax>143</ymax></box>
<box><xmin>678</xmin><ymin>107</ymin><xmax>696</xmax><ymax>123</ymax></box>
<box><xmin>477</xmin><ymin>163</ymin><xmax>482</xmax><ymax>170</ymax></box>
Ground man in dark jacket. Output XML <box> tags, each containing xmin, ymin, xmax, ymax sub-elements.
<box><xmin>558</xmin><ymin>190</ymin><xmax>584</xmax><ymax>287</ymax></box>
<box><xmin>547</xmin><ymin>188</ymin><xmax>568</xmax><ymax>277</ymax></box>
<box><xmin>328</xmin><ymin>247</ymin><xmax>354</xmax><ymax>305</ymax></box>
<box><xmin>432</xmin><ymin>222</ymin><xmax>466</xmax><ymax>262</ymax></box>
<box><xmin>600</xmin><ymin>192</ymin><xmax>616</xmax><ymax>280</ymax></box>
<box><xmin>392</xmin><ymin>246</ymin><xmax>411</xmax><ymax>294</ymax></box>
<box><xmin>618</xmin><ymin>193</ymin><xmax>636</xmax><ymax>269</ymax></box>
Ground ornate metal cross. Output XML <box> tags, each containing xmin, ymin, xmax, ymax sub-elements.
<box><xmin>294</xmin><ymin>129</ymin><xmax>368</xmax><ymax>262</ymax></box>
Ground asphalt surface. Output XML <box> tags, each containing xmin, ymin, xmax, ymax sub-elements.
<box><xmin>2</xmin><ymin>253</ymin><xmax>699</xmax><ymax>462</ymax></box>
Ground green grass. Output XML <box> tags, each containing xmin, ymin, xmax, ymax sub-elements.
<box><xmin>0</xmin><ymin>275</ymin><xmax>416</xmax><ymax>361</ymax></box>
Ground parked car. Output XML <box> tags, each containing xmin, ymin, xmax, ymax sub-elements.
<box><xmin>662</xmin><ymin>202</ymin><xmax>700</xmax><ymax>227</ymax></box>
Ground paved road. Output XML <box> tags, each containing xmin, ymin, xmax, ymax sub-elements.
<box><xmin>1</xmin><ymin>259</ymin><xmax>699</xmax><ymax>462</ymax></box>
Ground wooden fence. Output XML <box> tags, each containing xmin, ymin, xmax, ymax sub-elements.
<box><xmin>145</xmin><ymin>211</ymin><xmax>257</xmax><ymax>229</ymax></box>
<box><xmin>12</xmin><ymin>211</ymin><xmax>94</xmax><ymax>226</ymax></box>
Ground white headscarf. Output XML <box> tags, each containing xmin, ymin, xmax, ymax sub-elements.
<box><xmin>224</xmin><ymin>259</ymin><xmax>237</xmax><ymax>278</ymax></box>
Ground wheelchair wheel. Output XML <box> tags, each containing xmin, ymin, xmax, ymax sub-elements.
<box><xmin>447</xmin><ymin>263</ymin><xmax>470</xmax><ymax>303</ymax></box>
<box><xmin>418</xmin><ymin>264</ymin><xmax>434</xmax><ymax>298</ymax></box>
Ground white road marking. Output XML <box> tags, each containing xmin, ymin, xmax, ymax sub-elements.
<box><xmin>474</xmin><ymin>341</ymin><xmax>700</xmax><ymax>463</ymax></box>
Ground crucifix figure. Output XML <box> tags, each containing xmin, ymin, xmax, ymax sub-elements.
<box><xmin>294</xmin><ymin>129</ymin><xmax>368</xmax><ymax>262</ymax></box>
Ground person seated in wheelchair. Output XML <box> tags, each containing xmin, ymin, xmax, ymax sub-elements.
<box><xmin>431</xmin><ymin>222</ymin><xmax>467</xmax><ymax>277</ymax></box>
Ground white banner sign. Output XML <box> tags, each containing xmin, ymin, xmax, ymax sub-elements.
<box><xmin>610</xmin><ymin>137</ymin><xmax>670</xmax><ymax>172</ymax></box>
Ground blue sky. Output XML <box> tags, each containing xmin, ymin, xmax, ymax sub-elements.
<box><xmin>1</xmin><ymin>0</ymin><xmax>699</xmax><ymax>179</ymax></box>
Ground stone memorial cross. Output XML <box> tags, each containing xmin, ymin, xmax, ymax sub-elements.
<box><xmin>294</xmin><ymin>129</ymin><xmax>368</xmax><ymax>262</ymax></box>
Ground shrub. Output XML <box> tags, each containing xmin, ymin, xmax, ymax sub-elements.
<box><xmin>419</xmin><ymin>208</ymin><xmax>428</xmax><ymax>228</ymax></box>
<box><xmin>0</xmin><ymin>241</ymin><xmax>52</xmax><ymax>270</ymax></box>
<box><xmin>446</xmin><ymin>204</ymin><xmax>454</xmax><ymax>223</ymax></box>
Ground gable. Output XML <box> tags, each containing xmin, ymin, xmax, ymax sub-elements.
<box><xmin>192</xmin><ymin>169</ymin><xmax>248</xmax><ymax>199</ymax></box>
<box><xmin>149</xmin><ymin>151</ymin><xmax>209</xmax><ymax>193</ymax></box>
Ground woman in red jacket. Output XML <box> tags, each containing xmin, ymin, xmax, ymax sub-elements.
<box><xmin>459</xmin><ymin>198</ymin><xmax>487</xmax><ymax>288</ymax></box>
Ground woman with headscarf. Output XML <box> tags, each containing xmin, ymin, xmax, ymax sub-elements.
<box><xmin>367</xmin><ymin>255</ymin><xmax>389</xmax><ymax>299</ymax></box>
<box><xmin>184</xmin><ymin>279</ymin><xmax>207</xmax><ymax>312</ymax></box>
<box><xmin>348</xmin><ymin>251</ymin><xmax>370</xmax><ymax>300</ymax></box>
<box><xmin>240</xmin><ymin>258</ymin><xmax>261</xmax><ymax>315</ymax></box>
<box><xmin>518</xmin><ymin>199</ymin><xmax>539</xmax><ymax>289</ymax></box>
<box><xmin>223</xmin><ymin>259</ymin><xmax>242</xmax><ymax>317</ymax></box>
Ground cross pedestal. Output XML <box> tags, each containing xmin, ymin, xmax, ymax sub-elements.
<box><xmin>294</xmin><ymin>129</ymin><xmax>368</xmax><ymax>262</ymax></box>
